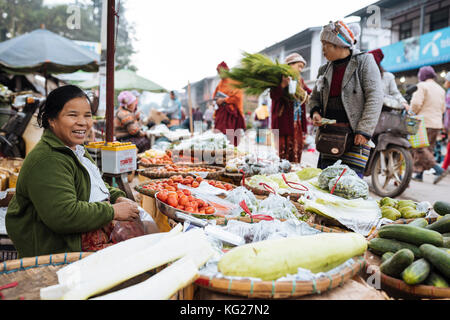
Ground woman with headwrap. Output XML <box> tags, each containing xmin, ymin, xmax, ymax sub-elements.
<box><xmin>114</xmin><ymin>90</ymin><xmax>150</xmax><ymax>153</ymax></box>
<box><xmin>307</xmin><ymin>20</ymin><xmax>383</xmax><ymax>177</ymax></box>
<box><xmin>270</xmin><ymin>53</ymin><xmax>310</xmax><ymax>163</ymax></box>
<box><xmin>409</xmin><ymin>66</ymin><xmax>446</xmax><ymax>183</ymax></box>
<box><xmin>212</xmin><ymin>61</ymin><xmax>246</xmax><ymax>147</ymax></box>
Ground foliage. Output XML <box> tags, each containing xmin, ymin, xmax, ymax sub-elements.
<box><xmin>0</xmin><ymin>0</ymin><xmax>137</xmax><ymax>70</ymax></box>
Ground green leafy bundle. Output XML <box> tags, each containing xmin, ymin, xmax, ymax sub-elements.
<box><xmin>223</xmin><ymin>52</ymin><xmax>306</xmax><ymax>101</ymax></box>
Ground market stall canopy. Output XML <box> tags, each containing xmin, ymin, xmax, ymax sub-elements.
<box><xmin>0</xmin><ymin>29</ymin><xmax>99</xmax><ymax>75</ymax></box>
<box><xmin>77</xmin><ymin>69</ymin><xmax>167</xmax><ymax>93</ymax></box>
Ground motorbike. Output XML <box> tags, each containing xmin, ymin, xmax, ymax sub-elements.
<box><xmin>0</xmin><ymin>94</ymin><xmax>44</xmax><ymax>158</ymax></box>
<box><xmin>363</xmin><ymin>84</ymin><xmax>418</xmax><ymax>198</ymax></box>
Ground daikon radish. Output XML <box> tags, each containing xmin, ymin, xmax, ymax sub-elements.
<box><xmin>61</xmin><ymin>228</ymin><xmax>208</xmax><ymax>300</ymax></box>
<box><xmin>56</xmin><ymin>224</ymin><xmax>182</xmax><ymax>287</ymax></box>
<box><xmin>92</xmin><ymin>242</ymin><xmax>214</xmax><ymax>300</ymax></box>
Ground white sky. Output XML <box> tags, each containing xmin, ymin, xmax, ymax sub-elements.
<box><xmin>44</xmin><ymin>0</ymin><xmax>376</xmax><ymax>90</ymax></box>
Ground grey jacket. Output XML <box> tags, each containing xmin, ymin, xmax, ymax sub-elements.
<box><xmin>307</xmin><ymin>49</ymin><xmax>383</xmax><ymax>138</ymax></box>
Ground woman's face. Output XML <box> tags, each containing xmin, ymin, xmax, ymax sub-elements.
<box><xmin>48</xmin><ymin>97</ymin><xmax>93</xmax><ymax>149</ymax></box>
<box><xmin>290</xmin><ymin>62</ymin><xmax>305</xmax><ymax>73</ymax></box>
<box><xmin>128</xmin><ymin>99</ymin><xmax>138</xmax><ymax>112</ymax></box>
<box><xmin>321</xmin><ymin>40</ymin><xmax>343</xmax><ymax>61</ymax></box>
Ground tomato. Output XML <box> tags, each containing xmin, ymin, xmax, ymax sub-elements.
<box><xmin>205</xmin><ymin>207</ymin><xmax>215</xmax><ymax>214</ymax></box>
<box><xmin>182</xmin><ymin>179</ymin><xmax>190</xmax><ymax>185</ymax></box>
<box><xmin>196</xmin><ymin>199</ymin><xmax>206</xmax><ymax>208</ymax></box>
<box><xmin>177</xmin><ymin>205</ymin><xmax>185</xmax><ymax>211</ymax></box>
<box><xmin>196</xmin><ymin>176</ymin><xmax>203</xmax><ymax>182</ymax></box>
<box><xmin>166</xmin><ymin>186</ymin><xmax>177</xmax><ymax>192</ymax></box>
<box><xmin>191</xmin><ymin>181</ymin><xmax>199</xmax><ymax>188</ymax></box>
<box><xmin>199</xmin><ymin>210</ymin><xmax>206</xmax><ymax>214</ymax></box>
<box><xmin>188</xmin><ymin>195</ymin><xmax>195</xmax><ymax>202</ymax></box>
<box><xmin>224</xmin><ymin>184</ymin><xmax>233</xmax><ymax>190</ymax></box>
<box><xmin>167</xmin><ymin>196</ymin><xmax>178</xmax><ymax>207</ymax></box>
<box><xmin>182</xmin><ymin>189</ymin><xmax>191</xmax><ymax>196</ymax></box>
<box><xmin>185</xmin><ymin>206</ymin><xmax>194</xmax><ymax>213</ymax></box>
<box><xmin>179</xmin><ymin>196</ymin><xmax>189</xmax><ymax>206</ymax></box>
<box><xmin>157</xmin><ymin>191</ymin><xmax>168</xmax><ymax>202</ymax></box>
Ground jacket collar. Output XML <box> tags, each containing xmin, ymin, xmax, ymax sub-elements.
<box><xmin>41</xmin><ymin>129</ymin><xmax>88</xmax><ymax>158</ymax></box>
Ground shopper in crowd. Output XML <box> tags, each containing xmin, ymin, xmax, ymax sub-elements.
<box><xmin>270</xmin><ymin>53</ymin><xmax>310</xmax><ymax>162</ymax></box>
<box><xmin>212</xmin><ymin>61</ymin><xmax>246</xmax><ymax>146</ymax></box>
<box><xmin>308</xmin><ymin>20</ymin><xmax>383</xmax><ymax>177</ymax></box>
<box><xmin>6</xmin><ymin>85</ymin><xmax>159</xmax><ymax>258</ymax></box>
<box><xmin>254</xmin><ymin>101</ymin><xmax>270</xmax><ymax>144</ymax></box>
<box><xmin>410</xmin><ymin>66</ymin><xmax>446</xmax><ymax>183</ymax></box>
<box><xmin>114</xmin><ymin>90</ymin><xmax>150</xmax><ymax>153</ymax></box>
<box><xmin>203</xmin><ymin>102</ymin><xmax>215</xmax><ymax>130</ymax></box>
<box><xmin>432</xmin><ymin>71</ymin><xmax>450</xmax><ymax>184</ymax></box>
<box><xmin>166</xmin><ymin>90</ymin><xmax>183</xmax><ymax>126</ymax></box>
<box><xmin>369</xmin><ymin>48</ymin><xmax>409</xmax><ymax>109</ymax></box>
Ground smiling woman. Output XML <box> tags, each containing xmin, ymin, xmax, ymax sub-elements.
<box><xmin>5</xmin><ymin>85</ymin><xmax>159</xmax><ymax>258</ymax></box>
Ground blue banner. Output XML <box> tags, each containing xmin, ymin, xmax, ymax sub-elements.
<box><xmin>380</xmin><ymin>26</ymin><xmax>450</xmax><ymax>73</ymax></box>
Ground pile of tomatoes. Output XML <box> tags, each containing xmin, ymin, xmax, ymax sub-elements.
<box><xmin>141</xmin><ymin>175</ymin><xmax>234</xmax><ymax>192</ymax></box>
<box><xmin>152</xmin><ymin>164</ymin><xmax>218</xmax><ymax>173</ymax></box>
<box><xmin>156</xmin><ymin>188</ymin><xmax>216</xmax><ymax>215</ymax></box>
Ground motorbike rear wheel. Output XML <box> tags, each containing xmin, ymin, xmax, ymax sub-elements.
<box><xmin>371</xmin><ymin>145</ymin><xmax>413</xmax><ymax>198</ymax></box>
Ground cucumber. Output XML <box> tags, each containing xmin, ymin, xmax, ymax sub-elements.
<box><xmin>444</xmin><ymin>237</ymin><xmax>450</xmax><ymax>249</ymax></box>
<box><xmin>368</xmin><ymin>238</ymin><xmax>422</xmax><ymax>258</ymax></box>
<box><xmin>401</xmin><ymin>258</ymin><xmax>430</xmax><ymax>285</ymax></box>
<box><xmin>433</xmin><ymin>201</ymin><xmax>450</xmax><ymax>216</ymax></box>
<box><xmin>380</xmin><ymin>248</ymin><xmax>414</xmax><ymax>278</ymax></box>
<box><xmin>381</xmin><ymin>252</ymin><xmax>394</xmax><ymax>263</ymax></box>
<box><xmin>439</xmin><ymin>247</ymin><xmax>450</xmax><ymax>254</ymax></box>
<box><xmin>424</xmin><ymin>271</ymin><xmax>449</xmax><ymax>288</ymax></box>
<box><xmin>408</xmin><ymin>218</ymin><xmax>428</xmax><ymax>228</ymax></box>
<box><xmin>379</xmin><ymin>224</ymin><xmax>443</xmax><ymax>247</ymax></box>
<box><xmin>426</xmin><ymin>215</ymin><xmax>450</xmax><ymax>233</ymax></box>
<box><xmin>419</xmin><ymin>244</ymin><xmax>450</xmax><ymax>279</ymax></box>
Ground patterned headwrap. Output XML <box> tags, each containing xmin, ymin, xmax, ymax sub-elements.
<box><xmin>117</xmin><ymin>91</ymin><xmax>137</xmax><ymax>107</ymax></box>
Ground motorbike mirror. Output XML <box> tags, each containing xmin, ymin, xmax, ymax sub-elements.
<box><xmin>405</xmin><ymin>85</ymin><xmax>418</xmax><ymax>95</ymax></box>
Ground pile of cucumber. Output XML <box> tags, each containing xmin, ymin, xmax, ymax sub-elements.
<box><xmin>378</xmin><ymin>198</ymin><xmax>425</xmax><ymax>221</ymax></box>
<box><xmin>368</xmin><ymin>209</ymin><xmax>450</xmax><ymax>288</ymax></box>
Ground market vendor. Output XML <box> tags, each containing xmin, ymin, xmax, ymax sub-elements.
<box><xmin>212</xmin><ymin>61</ymin><xmax>246</xmax><ymax>147</ymax></box>
<box><xmin>270</xmin><ymin>53</ymin><xmax>310</xmax><ymax>163</ymax></box>
<box><xmin>5</xmin><ymin>85</ymin><xmax>159</xmax><ymax>258</ymax></box>
<box><xmin>114</xmin><ymin>90</ymin><xmax>151</xmax><ymax>153</ymax></box>
<box><xmin>307</xmin><ymin>20</ymin><xmax>383</xmax><ymax>177</ymax></box>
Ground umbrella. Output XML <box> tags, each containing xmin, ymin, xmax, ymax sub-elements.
<box><xmin>0</xmin><ymin>29</ymin><xmax>99</xmax><ymax>75</ymax></box>
<box><xmin>78</xmin><ymin>69</ymin><xmax>167</xmax><ymax>93</ymax></box>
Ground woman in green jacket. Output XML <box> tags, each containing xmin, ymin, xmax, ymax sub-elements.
<box><xmin>6</xmin><ymin>85</ymin><xmax>147</xmax><ymax>258</ymax></box>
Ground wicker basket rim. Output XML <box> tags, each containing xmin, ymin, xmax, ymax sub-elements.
<box><xmin>1</xmin><ymin>252</ymin><xmax>92</xmax><ymax>275</ymax></box>
<box><xmin>194</xmin><ymin>255</ymin><xmax>366</xmax><ymax>298</ymax></box>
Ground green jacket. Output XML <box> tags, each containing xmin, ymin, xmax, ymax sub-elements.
<box><xmin>6</xmin><ymin>129</ymin><xmax>126</xmax><ymax>258</ymax></box>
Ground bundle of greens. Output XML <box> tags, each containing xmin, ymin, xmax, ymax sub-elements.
<box><xmin>223</xmin><ymin>52</ymin><xmax>306</xmax><ymax>102</ymax></box>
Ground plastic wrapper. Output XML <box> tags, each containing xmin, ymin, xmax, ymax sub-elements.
<box><xmin>328</xmin><ymin>175</ymin><xmax>369</xmax><ymax>199</ymax></box>
<box><xmin>317</xmin><ymin>160</ymin><xmax>358</xmax><ymax>190</ymax></box>
<box><xmin>256</xmin><ymin>193</ymin><xmax>300</xmax><ymax>221</ymax></box>
<box><xmin>110</xmin><ymin>219</ymin><xmax>146</xmax><ymax>243</ymax></box>
<box><xmin>225</xmin><ymin>186</ymin><xmax>259</xmax><ymax>216</ymax></box>
<box><xmin>296</xmin><ymin>167</ymin><xmax>322</xmax><ymax>181</ymax></box>
<box><xmin>198</xmin><ymin>220</ymin><xmax>356</xmax><ymax>282</ymax></box>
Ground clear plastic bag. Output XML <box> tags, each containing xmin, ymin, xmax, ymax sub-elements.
<box><xmin>328</xmin><ymin>175</ymin><xmax>369</xmax><ymax>199</ymax></box>
<box><xmin>110</xmin><ymin>220</ymin><xmax>146</xmax><ymax>244</ymax></box>
<box><xmin>317</xmin><ymin>160</ymin><xmax>358</xmax><ymax>190</ymax></box>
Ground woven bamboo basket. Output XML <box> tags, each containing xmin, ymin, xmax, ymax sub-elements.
<box><xmin>140</xmin><ymin>164</ymin><xmax>225</xmax><ymax>180</ymax></box>
<box><xmin>167</xmin><ymin>217</ymin><xmax>365</xmax><ymax>298</ymax></box>
<box><xmin>0</xmin><ymin>252</ymin><xmax>191</xmax><ymax>300</ymax></box>
<box><xmin>364</xmin><ymin>217</ymin><xmax>450</xmax><ymax>299</ymax></box>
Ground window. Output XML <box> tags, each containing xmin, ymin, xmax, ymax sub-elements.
<box><xmin>399</xmin><ymin>21</ymin><xmax>413</xmax><ymax>40</ymax></box>
<box><xmin>430</xmin><ymin>9</ymin><xmax>449</xmax><ymax>32</ymax></box>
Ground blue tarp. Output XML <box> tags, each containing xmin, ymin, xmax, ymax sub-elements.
<box><xmin>380</xmin><ymin>26</ymin><xmax>450</xmax><ymax>73</ymax></box>
<box><xmin>0</xmin><ymin>29</ymin><xmax>99</xmax><ymax>75</ymax></box>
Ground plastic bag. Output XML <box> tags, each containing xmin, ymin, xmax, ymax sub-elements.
<box><xmin>328</xmin><ymin>175</ymin><xmax>369</xmax><ymax>199</ymax></box>
<box><xmin>256</xmin><ymin>193</ymin><xmax>299</xmax><ymax>221</ymax></box>
<box><xmin>317</xmin><ymin>160</ymin><xmax>358</xmax><ymax>190</ymax></box>
<box><xmin>110</xmin><ymin>219</ymin><xmax>146</xmax><ymax>243</ymax></box>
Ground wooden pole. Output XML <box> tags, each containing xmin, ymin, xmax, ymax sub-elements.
<box><xmin>187</xmin><ymin>81</ymin><xmax>193</xmax><ymax>135</ymax></box>
<box><xmin>105</xmin><ymin>0</ymin><xmax>115</xmax><ymax>143</ymax></box>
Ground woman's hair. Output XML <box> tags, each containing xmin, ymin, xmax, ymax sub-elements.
<box><xmin>37</xmin><ymin>85</ymin><xmax>91</xmax><ymax>129</ymax></box>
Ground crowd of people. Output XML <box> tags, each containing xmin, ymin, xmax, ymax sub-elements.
<box><xmin>4</xmin><ymin>18</ymin><xmax>450</xmax><ymax>258</ymax></box>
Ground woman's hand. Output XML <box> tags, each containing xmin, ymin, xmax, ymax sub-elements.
<box><xmin>312</xmin><ymin>112</ymin><xmax>323</xmax><ymax>126</ymax></box>
<box><xmin>281</xmin><ymin>76</ymin><xmax>290</xmax><ymax>89</ymax></box>
<box><xmin>354</xmin><ymin>134</ymin><xmax>368</xmax><ymax>146</ymax></box>
<box><xmin>115</xmin><ymin>197</ymin><xmax>135</xmax><ymax>204</ymax></box>
<box><xmin>113</xmin><ymin>201</ymin><xmax>140</xmax><ymax>221</ymax></box>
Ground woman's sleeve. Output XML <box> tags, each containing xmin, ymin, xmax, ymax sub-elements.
<box><xmin>410</xmin><ymin>84</ymin><xmax>425</xmax><ymax>114</ymax></box>
<box><xmin>104</xmin><ymin>182</ymin><xmax>126</xmax><ymax>203</ymax></box>
<box><xmin>307</xmin><ymin>68</ymin><xmax>324</xmax><ymax>118</ymax></box>
<box><xmin>388</xmin><ymin>76</ymin><xmax>407</xmax><ymax>104</ymax></box>
<box><xmin>26</xmin><ymin>157</ymin><xmax>114</xmax><ymax>234</ymax></box>
<box><xmin>355</xmin><ymin>54</ymin><xmax>384</xmax><ymax>138</ymax></box>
